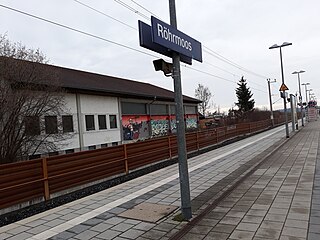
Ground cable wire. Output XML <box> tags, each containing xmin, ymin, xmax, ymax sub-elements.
<box><xmin>73</xmin><ymin>0</ymin><xmax>137</xmax><ymax>30</ymax></box>
<box><xmin>0</xmin><ymin>3</ymin><xmax>268</xmax><ymax>95</ymax></box>
<box><xmin>113</xmin><ymin>0</ymin><xmax>149</xmax><ymax>20</ymax></box>
<box><xmin>111</xmin><ymin>0</ymin><xmax>272</xmax><ymax>82</ymax></box>
<box><xmin>76</xmin><ymin>0</ymin><xmax>272</xmax><ymax>84</ymax></box>
<box><xmin>203</xmin><ymin>47</ymin><xmax>269</xmax><ymax>79</ymax></box>
<box><xmin>130</xmin><ymin>0</ymin><xmax>162</xmax><ymax>20</ymax></box>
<box><xmin>183</xmin><ymin>65</ymin><xmax>268</xmax><ymax>94</ymax></box>
<box><xmin>0</xmin><ymin>4</ymin><xmax>159</xmax><ymax>59</ymax></box>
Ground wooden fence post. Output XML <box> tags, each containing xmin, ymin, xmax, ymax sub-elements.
<box><xmin>41</xmin><ymin>157</ymin><xmax>50</xmax><ymax>201</ymax></box>
<box><xmin>196</xmin><ymin>131</ymin><xmax>200</xmax><ymax>151</ymax></box>
<box><xmin>123</xmin><ymin>144</ymin><xmax>129</xmax><ymax>174</ymax></box>
<box><xmin>216</xmin><ymin>129</ymin><xmax>219</xmax><ymax>144</ymax></box>
<box><xmin>168</xmin><ymin>136</ymin><xmax>172</xmax><ymax>159</ymax></box>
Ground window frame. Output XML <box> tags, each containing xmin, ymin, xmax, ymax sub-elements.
<box><xmin>45</xmin><ymin>116</ymin><xmax>58</xmax><ymax>134</ymax></box>
<box><xmin>109</xmin><ymin>114</ymin><xmax>118</xmax><ymax>129</ymax></box>
<box><xmin>25</xmin><ymin>116</ymin><xmax>40</xmax><ymax>136</ymax></box>
<box><xmin>62</xmin><ymin>115</ymin><xmax>74</xmax><ymax>133</ymax></box>
<box><xmin>98</xmin><ymin>115</ymin><xmax>107</xmax><ymax>130</ymax></box>
<box><xmin>85</xmin><ymin>115</ymin><xmax>95</xmax><ymax>131</ymax></box>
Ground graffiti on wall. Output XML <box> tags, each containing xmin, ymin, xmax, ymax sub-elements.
<box><xmin>122</xmin><ymin>115</ymin><xmax>150</xmax><ymax>140</ymax></box>
<box><xmin>186</xmin><ymin>114</ymin><xmax>198</xmax><ymax>129</ymax></box>
<box><xmin>151</xmin><ymin>116</ymin><xmax>169</xmax><ymax>137</ymax></box>
<box><xmin>122</xmin><ymin>114</ymin><xmax>198</xmax><ymax>140</ymax></box>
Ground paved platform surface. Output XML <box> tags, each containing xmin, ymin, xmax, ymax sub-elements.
<box><xmin>0</xmin><ymin>120</ymin><xmax>319</xmax><ymax>240</ymax></box>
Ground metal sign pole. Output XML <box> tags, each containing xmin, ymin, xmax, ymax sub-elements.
<box><xmin>279</xmin><ymin>47</ymin><xmax>290</xmax><ymax>138</ymax></box>
<box><xmin>267</xmin><ymin>79</ymin><xmax>275</xmax><ymax>126</ymax></box>
<box><xmin>169</xmin><ymin>0</ymin><xmax>192</xmax><ymax>220</ymax></box>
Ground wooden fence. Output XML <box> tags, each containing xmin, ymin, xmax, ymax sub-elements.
<box><xmin>0</xmin><ymin>119</ymin><xmax>275</xmax><ymax>210</ymax></box>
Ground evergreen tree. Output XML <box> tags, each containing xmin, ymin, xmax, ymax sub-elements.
<box><xmin>235</xmin><ymin>76</ymin><xmax>255</xmax><ymax>114</ymax></box>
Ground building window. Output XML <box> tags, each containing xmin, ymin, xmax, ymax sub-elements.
<box><xmin>109</xmin><ymin>115</ymin><xmax>117</xmax><ymax>129</ymax></box>
<box><xmin>65</xmin><ymin>149</ymin><xmax>75</xmax><ymax>154</ymax></box>
<box><xmin>121</xmin><ymin>102</ymin><xmax>147</xmax><ymax>114</ymax></box>
<box><xmin>150</xmin><ymin>104</ymin><xmax>168</xmax><ymax>115</ymax></box>
<box><xmin>45</xmin><ymin>116</ymin><xmax>58</xmax><ymax>134</ymax></box>
<box><xmin>29</xmin><ymin>154</ymin><xmax>41</xmax><ymax>160</ymax></box>
<box><xmin>101</xmin><ymin>143</ymin><xmax>108</xmax><ymax>148</ymax></box>
<box><xmin>185</xmin><ymin>106</ymin><xmax>197</xmax><ymax>114</ymax></box>
<box><xmin>25</xmin><ymin>116</ymin><xmax>40</xmax><ymax>136</ymax></box>
<box><xmin>48</xmin><ymin>151</ymin><xmax>59</xmax><ymax>156</ymax></box>
<box><xmin>98</xmin><ymin>115</ymin><xmax>107</xmax><ymax>130</ymax></box>
<box><xmin>112</xmin><ymin>142</ymin><xmax>118</xmax><ymax>146</ymax></box>
<box><xmin>62</xmin><ymin>115</ymin><xmax>74</xmax><ymax>133</ymax></box>
<box><xmin>85</xmin><ymin>115</ymin><xmax>95</xmax><ymax>131</ymax></box>
<box><xmin>170</xmin><ymin>105</ymin><xmax>176</xmax><ymax>115</ymax></box>
<box><xmin>88</xmin><ymin>145</ymin><xmax>96</xmax><ymax>150</ymax></box>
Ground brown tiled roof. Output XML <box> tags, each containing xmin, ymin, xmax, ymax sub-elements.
<box><xmin>0</xmin><ymin>57</ymin><xmax>200</xmax><ymax>104</ymax></box>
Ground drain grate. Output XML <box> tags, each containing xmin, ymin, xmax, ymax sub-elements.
<box><xmin>119</xmin><ymin>203</ymin><xmax>177</xmax><ymax>223</ymax></box>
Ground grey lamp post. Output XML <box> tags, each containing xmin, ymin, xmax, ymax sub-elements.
<box><xmin>269</xmin><ymin>42</ymin><xmax>292</xmax><ymax>138</ymax></box>
<box><xmin>292</xmin><ymin>70</ymin><xmax>305</xmax><ymax>126</ymax></box>
<box><xmin>307</xmin><ymin>89</ymin><xmax>313</xmax><ymax>101</ymax></box>
<box><xmin>267</xmin><ymin>78</ymin><xmax>276</xmax><ymax>126</ymax></box>
<box><xmin>302</xmin><ymin>83</ymin><xmax>310</xmax><ymax>104</ymax></box>
<box><xmin>310</xmin><ymin>92</ymin><xmax>315</xmax><ymax>100</ymax></box>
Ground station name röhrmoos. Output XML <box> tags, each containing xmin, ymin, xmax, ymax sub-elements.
<box><xmin>156</xmin><ymin>23</ymin><xmax>192</xmax><ymax>51</ymax></box>
<box><xmin>151</xmin><ymin>16</ymin><xmax>202</xmax><ymax>62</ymax></box>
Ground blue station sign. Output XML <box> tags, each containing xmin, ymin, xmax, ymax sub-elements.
<box><xmin>151</xmin><ymin>16</ymin><xmax>202</xmax><ymax>63</ymax></box>
<box><xmin>138</xmin><ymin>20</ymin><xmax>192</xmax><ymax>65</ymax></box>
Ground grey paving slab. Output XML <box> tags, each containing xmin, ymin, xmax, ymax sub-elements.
<box><xmin>73</xmin><ymin>230</ymin><xmax>99</xmax><ymax>240</ymax></box>
<box><xmin>43</xmin><ymin>218</ymin><xmax>66</xmax><ymax>227</ymax></box>
<box><xmin>119</xmin><ymin>229</ymin><xmax>145</xmax><ymax>239</ymax></box>
<box><xmin>67</xmin><ymin>224</ymin><xmax>91</xmax><ymax>234</ymax></box>
<box><xmin>50</xmin><ymin>231</ymin><xmax>76</xmax><ymax>240</ymax></box>
<box><xmin>133</xmin><ymin>222</ymin><xmax>156</xmax><ymax>231</ymax></box>
<box><xmin>212</xmin><ymin>223</ymin><xmax>236</xmax><ymax>234</ymax></box>
<box><xmin>308</xmin><ymin>232</ymin><xmax>320</xmax><ymax>240</ymax></box>
<box><xmin>81</xmin><ymin>218</ymin><xmax>104</xmax><ymax>227</ymax></box>
<box><xmin>236</xmin><ymin>222</ymin><xmax>259</xmax><ymax>232</ymax></box>
<box><xmin>255</xmin><ymin>227</ymin><xmax>281</xmax><ymax>239</ymax></box>
<box><xmin>111</xmin><ymin>222</ymin><xmax>134</xmax><ymax>232</ymax></box>
<box><xmin>229</xmin><ymin>230</ymin><xmax>255</xmax><ymax>240</ymax></box>
<box><xmin>7</xmin><ymin>225</ymin><xmax>31</xmax><ymax>235</ymax></box>
<box><xmin>141</xmin><ymin>229</ymin><xmax>167</xmax><ymax>239</ymax></box>
<box><xmin>282</xmin><ymin>226</ymin><xmax>308</xmax><ymax>238</ymax></box>
<box><xmin>0</xmin><ymin>232</ymin><xmax>12</xmax><ymax>239</ymax></box>
<box><xmin>90</xmin><ymin>223</ymin><xmax>113</xmax><ymax>232</ymax></box>
<box><xmin>95</xmin><ymin>229</ymin><xmax>121</xmax><ymax>239</ymax></box>
<box><xmin>26</xmin><ymin>224</ymin><xmax>51</xmax><ymax>234</ymax></box>
<box><xmin>284</xmin><ymin>219</ymin><xmax>309</xmax><ymax>229</ymax></box>
<box><xmin>6</xmin><ymin>232</ymin><xmax>33</xmax><ymax>240</ymax></box>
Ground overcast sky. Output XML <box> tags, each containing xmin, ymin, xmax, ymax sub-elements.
<box><xmin>1</xmin><ymin>0</ymin><xmax>319</xmax><ymax>112</ymax></box>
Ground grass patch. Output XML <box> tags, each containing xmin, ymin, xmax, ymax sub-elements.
<box><xmin>172</xmin><ymin>213</ymin><xmax>188</xmax><ymax>222</ymax></box>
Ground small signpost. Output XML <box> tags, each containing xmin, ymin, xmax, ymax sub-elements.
<box><xmin>138</xmin><ymin>5</ymin><xmax>202</xmax><ymax>220</ymax></box>
<box><xmin>279</xmin><ymin>83</ymin><xmax>289</xmax><ymax>91</ymax></box>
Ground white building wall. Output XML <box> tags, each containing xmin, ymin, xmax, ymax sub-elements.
<box><xmin>79</xmin><ymin>94</ymin><xmax>121</xmax><ymax>147</ymax></box>
<box><xmin>46</xmin><ymin>93</ymin><xmax>121</xmax><ymax>154</ymax></box>
<box><xmin>57</xmin><ymin>93</ymin><xmax>80</xmax><ymax>151</ymax></box>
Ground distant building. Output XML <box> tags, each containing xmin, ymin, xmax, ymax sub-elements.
<box><xmin>1</xmin><ymin>57</ymin><xmax>200</xmax><ymax>158</ymax></box>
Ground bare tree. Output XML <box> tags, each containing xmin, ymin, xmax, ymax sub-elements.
<box><xmin>0</xmin><ymin>34</ymin><xmax>70</xmax><ymax>164</ymax></box>
<box><xmin>195</xmin><ymin>83</ymin><xmax>212</xmax><ymax>116</ymax></box>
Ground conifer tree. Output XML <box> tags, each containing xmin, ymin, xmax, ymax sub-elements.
<box><xmin>235</xmin><ymin>76</ymin><xmax>255</xmax><ymax>115</ymax></box>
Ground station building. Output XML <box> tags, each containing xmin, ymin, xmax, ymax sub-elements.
<box><xmin>1</xmin><ymin>57</ymin><xmax>200</xmax><ymax>157</ymax></box>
